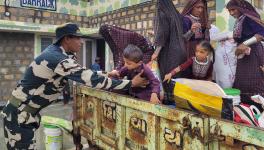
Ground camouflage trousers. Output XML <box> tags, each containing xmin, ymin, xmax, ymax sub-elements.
<box><xmin>2</xmin><ymin>103</ymin><xmax>40</xmax><ymax>150</ymax></box>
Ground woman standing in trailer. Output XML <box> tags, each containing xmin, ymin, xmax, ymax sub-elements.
<box><xmin>151</xmin><ymin>0</ymin><xmax>187</xmax><ymax>104</ymax></box>
<box><xmin>226</xmin><ymin>0</ymin><xmax>264</xmax><ymax>109</ymax></box>
<box><xmin>181</xmin><ymin>0</ymin><xmax>210</xmax><ymax>58</ymax></box>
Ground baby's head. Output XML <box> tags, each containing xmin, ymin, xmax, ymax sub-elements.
<box><xmin>195</xmin><ymin>40</ymin><xmax>215</xmax><ymax>63</ymax></box>
<box><xmin>123</xmin><ymin>44</ymin><xmax>143</xmax><ymax>70</ymax></box>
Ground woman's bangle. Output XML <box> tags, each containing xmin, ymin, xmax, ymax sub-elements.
<box><xmin>243</xmin><ymin>36</ymin><xmax>257</xmax><ymax>46</ymax></box>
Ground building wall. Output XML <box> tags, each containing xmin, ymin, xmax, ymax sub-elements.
<box><xmin>0</xmin><ymin>6</ymin><xmax>89</xmax><ymax>27</ymax></box>
<box><xmin>83</xmin><ymin>0</ymin><xmax>216</xmax><ymax>39</ymax></box>
<box><xmin>86</xmin><ymin>1</ymin><xmax>157</xmax><ymax>35</ymax></box>
<box><xmin>0</xmin><ymin>0</ymin><xmax>216</xmax><ymax>33</ymax></box>
<box><xmin>0</xmin><ymin>0</ymin><xmax>151</xmax><ymax>17</ymax></box>
<box><xmin>0</xmin><ymin>32</ymin><xmax>34</xmax><ymax>101</ymax></box>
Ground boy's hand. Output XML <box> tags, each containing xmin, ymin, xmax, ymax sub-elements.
<box><xmin>150</xmin><ymin>93</ymin><xmax>161</xmax><ymax>104</ymax></box>
<box><xmin>108</xmin><ymin>70</ymin><xmax>120</xmax><ymax>78</ymax></box>
<box><xmin>260</xmin><ymin>65</ymin><xmax>264</xmax><ymax>72</ymax></box>
<box><xmin>163</xmin><ymin>73</ymin><xmax>172</xmax><ymax>83</ymax></box>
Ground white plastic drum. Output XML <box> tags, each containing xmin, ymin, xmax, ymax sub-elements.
<box><xmin>44</xmin><ymin>125</ymin><xmax>63</xmax><ymax>150</ymax></box>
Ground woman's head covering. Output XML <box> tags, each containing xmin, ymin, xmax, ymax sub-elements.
<box><xmin>154</xmin><ymin>0</ymin><xmax>186</xmax><ymax>49</ymax></box>
<box><xmin>182</xmin><ymin>0</ymin><xmax>209</xmax><ymax>29</ymax></box>
<box><xmin>226</xmin><ymin>0</ymin><xmax>264</xmax><ymax>27</ymax></box>
<box><xmin>154</xmin><ymin>0</ymin><xmax>187</xmax><ymax>102</ymax></box>
<box><xmin>99</xmin><ymin>24</ymin><xmax>154</xmax><ymax>69</ymax></box>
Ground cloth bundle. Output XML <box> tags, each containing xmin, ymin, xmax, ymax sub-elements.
<box><xmin>211</xmin><ymin>30</ymin><xmax>237</xmax><ymax>88</ymax></box>
<box><xmin>234</xmin><ymin>104</ymin><xmax>259</xmax><ymax>126</ymax></box>
<box><xmin>234</xmin><ymin>95</ymin><xmax>264</xmax><ymax>127</ymax></box>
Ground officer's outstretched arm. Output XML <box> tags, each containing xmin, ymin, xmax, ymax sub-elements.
<box><xmin>54</xmin><ymin>58</ymin><xmax>131</xmax><ymax>90</ymax></box>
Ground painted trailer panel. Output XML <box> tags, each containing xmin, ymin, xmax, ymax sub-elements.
<box><xmin>73</xmin><ymin>86</ymin><xmax>264</xmax><ymax>150</ymax></box>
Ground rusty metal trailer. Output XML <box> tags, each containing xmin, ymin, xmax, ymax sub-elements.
<box><xmin>72</xmin><ymin>85</ymin><xmax>264</xmax><ymax>150</ymax></box>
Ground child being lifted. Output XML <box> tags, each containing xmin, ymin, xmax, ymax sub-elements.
<box><xmin>109</xmin><ymin>44</ymin><xmax>161</xmax><ymax>104</ymax></box>
<box><xmin>164</xmin><ymin>41</ymin><xmax>215</xmax><ymax>82</ymax></box>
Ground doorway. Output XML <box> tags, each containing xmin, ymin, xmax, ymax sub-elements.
<box><xmin>76</xmin><ymin>39</ymin><xmax>96</xmax><ymax>69</ymax></box>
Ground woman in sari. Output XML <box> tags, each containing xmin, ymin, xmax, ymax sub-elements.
<box><xmin>226</xmin><ymin>0</ymin><xmax>264</xmax><ymax>109</ymax></box>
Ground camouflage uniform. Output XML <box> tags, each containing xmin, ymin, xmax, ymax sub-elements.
<box><xmin>1</xmin><ymin>44</ymin><xmax>131</xmax><ymax>149</ymax></box>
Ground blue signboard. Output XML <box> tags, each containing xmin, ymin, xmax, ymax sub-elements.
<box><xmin>20</xmin><ymin>0</ymin><xmax>56</xmax><ymax>11</ymax></box>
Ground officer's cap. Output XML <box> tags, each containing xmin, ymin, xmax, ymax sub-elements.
<box><xmin>54</xmin><ymin>23</ymin><xmax>85</xmax><ymax>44</ymax></box>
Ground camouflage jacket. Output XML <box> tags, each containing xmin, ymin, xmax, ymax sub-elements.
<box><xmin>10</xmin><ymin>44</ymin><xmax>131</xmax><ymax>111</ymax></box>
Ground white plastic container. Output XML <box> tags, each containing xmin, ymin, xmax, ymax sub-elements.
<box><xmin>226</xmin><ymin>95</ymin><xmax>241</xmax><ymax>106</ymax></box>
<box><xmin>44</xmin><ymin>125</ymin><xmax>63</xmax><ymax>150</ymax></box>
<box><xmin>224</xmin><ymin>88</ymin><xmax>241</xmax><ymax>106</ymax></box>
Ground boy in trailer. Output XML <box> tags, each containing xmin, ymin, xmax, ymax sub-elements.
<box><xmin>109</xmin><ymin>44</ymin><xmax>161</xmax><ymax>104</ymax></box>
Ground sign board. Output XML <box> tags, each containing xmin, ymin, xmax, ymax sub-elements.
<box><xmin>20</xmin><ymin>0</ymin><xmax>56</xmax><ymax>11</ymax></box>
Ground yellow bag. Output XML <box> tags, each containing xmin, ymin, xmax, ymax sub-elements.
<box><xmin>173</xmin><ymin>79</ymin><xmax>233</xmax><ymax>120</ymax></box>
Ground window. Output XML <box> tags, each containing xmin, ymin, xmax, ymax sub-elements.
<box><xmin>75</xmin><ymin>39</ymin><xmax>95</xmax><ymax>68</ymax></box>
<box><xmin>41</xmin><ymin>37</ymin><xmax>53</xmax><ymax>52</ymax></box>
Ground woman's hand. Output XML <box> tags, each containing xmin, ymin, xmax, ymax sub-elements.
<box><xmin>163</xmin><ymin>73</ymin><xmax>172</xmax><ymax>83</ymax></box>
<box><xmin>260</xmin><ymin>65</ymin><xmax>264</xmax><ymax>72</ymax></box>
<box><xmin>236</xmin><ymin>43</ymin><xmax>250</xmax><ymax>56</ymax></box>
<box><xmin>191</xmin><ymin>23</ymin><xmax>201</xmax><ymax>33</ymax></box>
<box><xmin>163</xmin><ymin>67</ymin><xmax>180</xmax><ymax>83</ymax></box>
<box><xmin>255</xmin><ymin>34</ymin><xmax>264</xmax><ymax>42</ymax></box>
<box><xmin>150</xmin><ymin>93</ymin><xmax>161</xmax><ymax>104</ymax></box>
